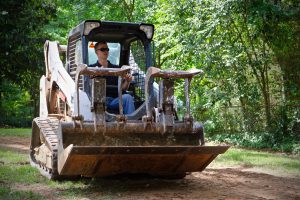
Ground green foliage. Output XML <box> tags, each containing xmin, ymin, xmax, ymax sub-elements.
<box><xmin>149</xmin><ymin>0</ymin><xmax>299</xmax><ymax>150</ymax></box>
<box><xmin>210</xmin><ymin>131</ymin><xmax>300</xmax><ymax>154</ymax></box>
<box><xmin>1</xmin><ymin>0</ymin><xmax>299</xmax><ymax>149</ymax></box>
<box><xmin>0</xmin><ymin>80</ymin><xmax>33</xmax><ymax>127</ymax></box>
<box><xmin>0</xmin><ymin>0</ymin><xmax>57</xmax><ymax>122</ymax></box>
<box><xmin>0</xmin><ymin>0</ymin><xmax>56</xmax><ymax>86</ymax></box>
<box><xmin>44</xmin><ymin>0</ymin><xmax>155</xmax><ymax>43</ymax></box>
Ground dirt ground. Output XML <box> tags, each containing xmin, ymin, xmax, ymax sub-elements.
<box><xmin>1</xmin><ymin>136</ymin><xmax>300</xmax><ymax>200</ymax></box>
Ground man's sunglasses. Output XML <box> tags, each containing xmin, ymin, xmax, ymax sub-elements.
<box><xmin>97</xmin><ymin>48</ymin><xmax>109</xmax><ymax>52</ymax></box>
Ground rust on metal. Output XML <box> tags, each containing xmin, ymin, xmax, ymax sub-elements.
<box><xmin>58</xmin><ymin>145</ymin><xmax>229</xmax><ymax>177</ymax></box>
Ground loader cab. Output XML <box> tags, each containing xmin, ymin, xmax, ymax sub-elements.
<box><xmin>66</xmin><ymin>20</ymin><xmax>154</xmax><ymax>112</ymax></box>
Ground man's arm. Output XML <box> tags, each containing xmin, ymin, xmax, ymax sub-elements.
<box><xmin>108</xmin><ymin>62</ymin><xmax>132</xmax><ymax>91</ymax></box>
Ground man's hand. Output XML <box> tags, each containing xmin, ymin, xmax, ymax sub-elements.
<box><xmin>124</xmin><ymin>73</ymin><xmax>133</xmax><ymax>82</ymax></box>
<box><xmin>122</xmin><ymin>73</ymin><xmax>133</xmax><ymax>91</ymax></box>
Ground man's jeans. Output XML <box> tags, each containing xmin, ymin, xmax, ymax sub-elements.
<box><xmin>106</xmin><ymin>94</ymin><xmax>135</xmax><ymax>114</ymax></box>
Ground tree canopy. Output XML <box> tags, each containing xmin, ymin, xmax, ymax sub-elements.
<box><xmin>0</xmin><ymin>0</ymin><xmax>56</xmax><ymax>117</ymax></box>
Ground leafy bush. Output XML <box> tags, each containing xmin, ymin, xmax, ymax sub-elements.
<box><xmin>0</xmin><ymin>80</ymin><xmax>33</xmax><ymax>127</ymax></box>
<box><xmin>209</xmin><ymin>131</ymin><xmax>300</xmax><ymax>154</ymax></box>
<box><xmin>292</xmin><ymin>144</ymin><xmax>300</xmax><ymax>154</ymax></box>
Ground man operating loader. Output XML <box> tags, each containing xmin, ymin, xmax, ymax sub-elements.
<box><xmin>89</xmin><ymin>41</ymin><xmax>135</xmax><ymax>114</ymax></box>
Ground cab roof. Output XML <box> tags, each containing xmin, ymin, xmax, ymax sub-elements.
<box><xmin>68</xmin><ymin>20</ymin><xmax>154</xmax><ymax>43</ymax></box>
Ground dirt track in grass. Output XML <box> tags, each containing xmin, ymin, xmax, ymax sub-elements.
<box><xmin>1</xmin><ymin>136</ymin><xmax>300</xmax><ymax>200</ymax></box>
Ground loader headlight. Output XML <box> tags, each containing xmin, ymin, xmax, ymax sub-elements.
<box><xmin>140</xmin><ymin>24</ymin><xmax>154</xmax><ymax>40</ymax></box>
<box><xmin>84</xmin><ymin>21</ymin><xmax>101</xmax><ymax>35</ymax></box>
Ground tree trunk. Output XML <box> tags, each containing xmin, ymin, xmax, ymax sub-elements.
<box><xmin>280</xmin><ymin>65</ymin><xmax>288</xmax><ymax>134</ymax></box>
<box><xmin>262</xmin><ymin>85</ymin><xmax>272</xmax><ymax>130</ymax></box>
<box><xmin>239</xmin><ymin>96</ymin><xmax>248</xmax><ymax>131</ymax></box>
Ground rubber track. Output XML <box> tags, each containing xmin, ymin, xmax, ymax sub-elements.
<box><xmin>30</xmin><ymin>117</ymin><xmax>60</xmax><ymax>179</ymax></box>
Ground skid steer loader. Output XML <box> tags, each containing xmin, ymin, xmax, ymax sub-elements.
<box><xmin>30</xmin><ymin>20</ymin><xmax>229</xmax><ymax>179</ymax></box>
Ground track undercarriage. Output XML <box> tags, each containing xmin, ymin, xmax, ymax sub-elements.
<box><xmin>30</xmin><ymin>117</ymin><xmax>60</xmax><ymax>179</ymax></box>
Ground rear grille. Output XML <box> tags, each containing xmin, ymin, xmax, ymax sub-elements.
<box><xmin>68</xmin><ymin>33</ymin><xmax>83</xmax><ymax>90</ymax></box>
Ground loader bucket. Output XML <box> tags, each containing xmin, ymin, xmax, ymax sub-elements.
<box><xmin>58</xmin><ymin>145</ymin><xmax>229</xmax><ymax>177</ymax></box>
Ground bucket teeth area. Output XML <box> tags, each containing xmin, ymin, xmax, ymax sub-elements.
<box><xmin>58</xmin><ymin>145</ymin><xmax>229</xmax><ymax>177</ymax></box>
<box><xmin>30</xmin><ymin>117</ymin><xmax>229</xmax><ymax>179</ymax></box>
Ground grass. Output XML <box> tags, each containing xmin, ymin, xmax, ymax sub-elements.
<box><xmin>0</xmin><ymin>128</ymin><xmax>31</xmax><ymax>137</ymax></box>
<box><xmin>211</xmin><ymin>147</ymin><xmax>300</xmax><ymax>177</ymax></box>
<box><xmin>0</xmin><ymin>150</ymin><xmax>46</xmax><ymax>184</ymax></box>
<box><xmin>0</xmin><ymin>187</ymin><xmax>42</xmax><ymax>200</ymax></box>
<box><xmin>0</xmin><ymin>151</ymin><xmax>28</xmax><ymax>164</ymax></box>
<box><xmin>0</xmin><ymin>148</ymin><xmax>48</xmax><ymax>200</ymax></box>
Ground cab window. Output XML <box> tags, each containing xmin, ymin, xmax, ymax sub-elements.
<box><xmin>88</xmin><ymin>42</ymin><xmax>121</xmax><ymax>66</ymax></box>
